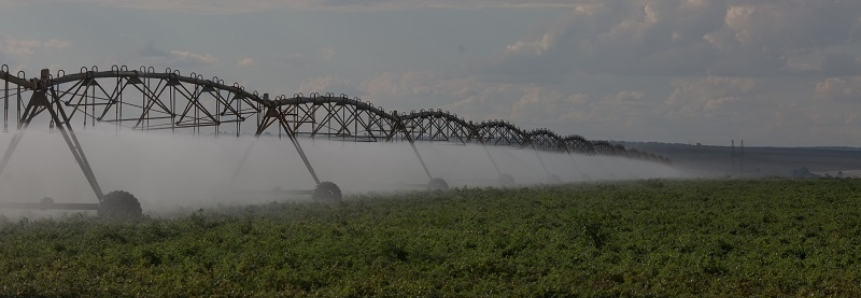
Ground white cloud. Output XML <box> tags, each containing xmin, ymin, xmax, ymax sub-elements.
<box><xmin>237</xmin><ymin>57</ymin><xmax>256</xmax><ymax>67</ymax></box>
<box><xmin>665</xmin><ymin>77</ymin><xmax>754</xmax><ymax>116</ymax></box>
<box><xmin>169</xmin><ymin>50</ymin><xmax>218</xmax><ymax>67</ymax></box>
<box><xmin>480</xmin><ymin>1</ymin><xmax>861</xmax><ymax>78</ymax></box>
<box><xmin>3</xmin><ymin>0</ymin><xmax>580</xmax><ymax>13</ymax></box>
<box><xmin>505</xmin><ymin>32</ymin><xmax>554</xmax><ymax>57</ymax></box>
<box><xmin>1</xmin><ymin>38</ymin><xmax>71</xmax><ymax>58</ymax></box>
<box><xmin>319</xmin><ymin>46</ymin><xmax>336</xmax><ymax>61</ymax></box>
<box><xmin>135</xmin><ymin>42</ymin><xmax>218</xmax><ymax>68</ymax></box>
<box><xmin>294</xmin><ymin>75</ymin><xmax>362</xmax><ymax>97</ymax></box>
<box><xmin>816</xmin><ymin>77</ymin><xmax>861</xmax><ymax>103</ymax></box>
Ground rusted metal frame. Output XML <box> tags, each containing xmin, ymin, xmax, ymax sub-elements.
<box><xmin>308</xmin><ymin>104</ymin><xmax>338</xmax><ymax>137</ymax></box>
<box><xmin>353</xmin><ymin>110</ymin><xmax>379</xmax><ymax>141</ymax></box>
<box><xmin>256</xmin><ymin>108</ymin><xmax>321</xmax><ymax>184</ymax></box>
<box><xmin>16</xmin><ymin>81</ymin><xmax>23</xmax><ymax>128</ymax></box>
<box><xmin>336</xmin><ymin>104</ymin><xmax>358</xmax><ymax>139</ymax></box>
<box><xmin>410</xmin><ymin>117</ymin><xmax>428</xmax><ymax>141</ymax></box>
<box><xmin>293</xmin><ymin>103</ymin><xmax>318</xmax><ymax>133</ymax></box>
<box><xmin>465</xmin><ymin>125</ymin><xmax>480</xmax><ymax>143</ymax></box>
<box><xmin>430</xmin><ymin>117</ymin><xmax>451</xmax><ymax>142</ymax></box>
<box><xmin>309</xmin><ymin>103</ymin><xmax>334</xmax><ymax>137</ymax></box>
<box><xmin>3</xmin><ymin>67</ymin><xmax>8</xmax><ymax>132</ymax></box>
<box><xmin>174</xmin><ymin>83</ymin><xmax>201</xmax><ymax>128</ymax></box>
<box><xmin>88</xmin><ymin>76</ymin><xmax>119</xmax><ymax>126</ymax></box>
<box><xmin>0</xmin><ymin>93</ymin><xmax>41</xmax><ymax>168</ymax></box>
<box><xmin>434</xmin><ymin>117</ymin><xmax>446</xmax><ymax>141</ymax></box>
<box><xmin>275</xmin><ymin>115</ymin><xmax>321</xmax><ymax>184</ymax></box>
<box><xmin>210</xmin><ymin>89</ymin><xmax>243</xmax><ymax>119</ymax></box>
<box><xmin>408</xmin><ymin>117</ymin><xmax>424</xmax><ymax>141</ymax></box>
<box><xmin>478</xmin><ymin>127</ymin><xmax>490</xmax><ymax>145</ymax></box>
<box><xmin>384</xmin><ymin>116</ymin><xmax>406</xmax><ymax>142</ymax></box>
<box><xmin>312</xmin><ymin>103</ymin><xmax>351</xmax><ymax>138</ymax></box>
<box><xmin>422</xmin><ymin>118</ymin><xmax>435</xmax><ymax>141</ymax></box>
<box><xmin>366</xmin><ymin>111</ymin><xmax>388</xmax><ymax>140</ymax></box>
<box><xmin>40</xmin><ymin>85</ymin><xmax>105</xmax><ymax>200</ymax></box>
<box><xmin>335</xmin><ymin>103</ymin><xmax>355</xmax><ymax>139</ymax></box>
<box><xmin>402</xmin><ymin>126</ymin><xmax>434</xmax><ymax>180</ymax></box>
<box><xmin>403</xmin><ymin>117</ymin><xmax>421</xmax><ymax>141</ymax></box>
<box><xmin>409</xmin><ymin>117</ymin><xmax>434</xmax><ymax>142</ymax></box>
<box><xmin>219</xmin><ymin>92</ymin><xmax>246</xmax><ymax>117</ymax></box>
<box><xmin>495</xmin><ymin>127</ymin><xmax>507</xmax><ymax>145</ymax></box>
<box><xmin>363</xmin><ymin>108</ymin><xmax>392</xmax><ymax>140</ymax></box>
<box><xmin>129</xmin><ymin>78</ymin><xmax>172</xmax><ymax>117</ymax></box>
<box><xmin>142</xmin><ymin>123</ymin><xmax>222</xmax><ymax>130</ymax></box>
<box><xmin>416</xmin><ymin>117</ymin><xmax>433</xmax><ymax>142</ymax></box>
<box><xmin>418</xmin><ymin>118</ymin><xmax>433</xmax><ymax>141</ymax></box>
<box><xmin>347</xmin><ymin>104</ymin><xmax>366</xmax><ymax>141</ymax></box>
<box><xmin>62</xmin><ymin>77</ymin><xmax>118</xmax><ymax>125</ymax></box>
<box><xmin>381</xmin><ymin>112</ymin><xmax>434</xmax><ymax>180</ymax></box>
<box><xmin>492</xmin><ymin>127</ymin><xmax>507</xmax><ymax>146</ymax></box>
<box><xmin>446</xmin><ymin>120</ymin><xmax>468</xmax><ymax>144</ymax></box>
<box><xmin>129</xmin><ymin>80</ymin><xmax>173</xmax><ymax>129</ymax></box>
<box><xmin>254</xmin><ymin>112</ymin><xmax>279</xmax><ymax>134</ymax></box>
<box><xmin>95</xmin><ymin>77</ymin><xmax>133</xmax><ymax>121</ymax></box>
<box><xmin>58</xmin><ymin>79</ymin><xmax>88</xmax><ymax>120</ymax></box>
<box><xmin>326</xmin><ymin>102</ymin><xmax>350</xmax><ymax>137</ymax></box>
<box><xmin>449</xmin><ymin>123</ymin><xmax>469</xmax><ymax>144</ymax></box>
<box><xmin>511</xmin><ymin>128</ymin><xmax>525</xmax><ymax>147</ymax></box>
<box><xmin>173</xmin><ymin>82</ymin><xmax>219</xmax><ymax>127</ymax></box>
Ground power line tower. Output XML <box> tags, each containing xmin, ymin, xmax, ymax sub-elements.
<box><xmin>731</xmin><ymin>140</ymin><xmax>736</xmax><ymax>175</ymax></box>
<box><xmin>739</xmin><ymin>139</ymin><xmax>744</xmax><ymax>177</ymax></box>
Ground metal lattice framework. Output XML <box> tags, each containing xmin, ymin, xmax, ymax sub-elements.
<box><xmin>0</xmin><ymin>66</ymin><xmax>669</xmax><ymax>162</ymax></box>
<box><xmin>0</xmin><ymin>65</ymin><xmax>672</xmax><ymax>214</ymax></box>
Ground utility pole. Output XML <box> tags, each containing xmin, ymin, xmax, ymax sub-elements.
<box><xmin>740</xmin><ymin>139</ymin><xmax>744</xmax><ymax>176</ymax></box>
<box><xmin>731</xmin><ymin>139</ymin><xmax>736</xmax><ymax>175</ymax></box>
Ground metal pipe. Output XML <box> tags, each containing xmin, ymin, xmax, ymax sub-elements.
<box><xmin>0</xmin><ymin>201</ymin><xmax>99</xmax><ymax>211</ymax></box>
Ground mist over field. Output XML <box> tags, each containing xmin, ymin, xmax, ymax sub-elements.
<box><xmin>0</xmin><ymin>126</ymin><xmax>679</xmax><ymax>216</ymax></box>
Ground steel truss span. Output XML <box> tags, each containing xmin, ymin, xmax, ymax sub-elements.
<box><xmin>0</xmin><ymin>65</ymin><xmax>671</xmax><ymax>216</ymax></box>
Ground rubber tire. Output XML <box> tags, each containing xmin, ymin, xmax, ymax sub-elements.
<box><xmin>428</xmin><ymin>178</ymin><xmax>449</xmax><ymax>191</ymax></box>
<box><xmin>499</xmin><ymin>174</ymin><xmax>515</xmax><ymax>187</ymax></box>
<box><xmin>312</xmin><ymin>181</ymin><xmax>342</xmax><ymax>203</ymax></box>
<box><xmin>98</xmin><ymin>190</ymin><xmax>143</xmax><ymax>219</ymax></box>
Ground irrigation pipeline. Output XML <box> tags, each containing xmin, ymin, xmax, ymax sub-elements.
<box><xmin>0</xmin><ymin>65</ymin><xmax>673</xmax><ymax>215</ymax></box>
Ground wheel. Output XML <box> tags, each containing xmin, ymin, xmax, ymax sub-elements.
<box><xmin>312</xmin><ymin>181</ymin><xmax>342</xmax><ymax>203</ymax></box>
<box><xmin>548</xmin><ymin>174</ymin><xmax>561</xmax><ymax>184</ymax></box>
<box><xmin>428</xmin><ymin>178</ymin><xmax>449</xmax><ymax>191</ymax></box>
<box><xmin>499</xmin><ymin>174</ymin><xmax>515</xmax><ymax>187</ymax></box>
<box><xmin>98</xmin><ymin>190</ymin><xmax>143</xmax><ymax>218</ymax></box>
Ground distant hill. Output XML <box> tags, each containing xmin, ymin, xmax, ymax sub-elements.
<box><xmin>616</xmin><ymin>141</ymin><xmax>861</xmax><ymax>178</ymax></box>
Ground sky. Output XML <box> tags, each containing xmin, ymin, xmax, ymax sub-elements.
<box><xmin>1</xmin><ymin>0</ymin><xmax>861</xmax><ymax>147</ymax></box>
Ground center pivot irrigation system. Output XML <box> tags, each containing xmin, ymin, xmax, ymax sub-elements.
<box><xmin>0</xmin><ymin>66</ymin><xmax>670</xmax><ymax>217</ymax></box>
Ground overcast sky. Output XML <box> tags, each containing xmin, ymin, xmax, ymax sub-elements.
<box><xmin>2</xmin><ymin>0</ymin><xmax>861</xmax><ymax>146</ymax></box>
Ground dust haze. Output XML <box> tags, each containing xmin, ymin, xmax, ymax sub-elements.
<box><xmin>0</xmin><ymin>126</ymin><xmax>680</xmax><ymax>218</ymax></box>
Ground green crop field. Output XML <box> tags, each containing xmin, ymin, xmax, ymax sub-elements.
<box><xmin>1</xmin><ymin>178</ymin><xmax>861</xmax><ymax>297</ymax></box>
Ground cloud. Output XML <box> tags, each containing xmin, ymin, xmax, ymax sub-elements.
<box><xmin>1</xmin><ymin>38</ymin><xmax>71</xmax><ymax>58</ymax></box>
<box><xmin>136</xmin><ymin>42</ymin><xmax>218</xmax><ymax>68</ymax></box>
<box><xmin>3</xmin><ymin>0</ymin><xmax>580</xmax><ymax>13</ymax></box>
<box><xmin>169</xmin><ymin>50</ymin><xmax>218</xmax><ymax>67</ymax></box>
<box><xmin>294</xmin><ymin>75</ymin><xmax>363</xmax><ymax>97</ymax></box>
<box><xmin>665</xmin><ymin>77</ymin><xmax>755</xmax><ymax>116</ymax></box>
<box><xmin>816</xmin><ymin>77</ymin><xmax>861</xmax><ymax>103</ymax></box>
<box><xmin>479</xmin><ymin>0</ymin><xmax>861</xmax><ymax>78</ymax></box>
<box><xmin>237</xmin><ymin>57</ymin><xmax>256</xmax><ymax>67</ymax></box>
<box><xmin>318</xmin><ymin>46</ymin><xmax>336</xmax><ymax>61</ymax></box>
<box><xmin>140</xmin><ymin>41</ymin><xmax>169</xmax><ymax>57</ymax></box>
